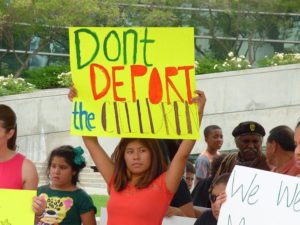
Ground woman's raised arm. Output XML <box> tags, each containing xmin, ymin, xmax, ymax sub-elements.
<box><xmin>166</xmin><ymin>90</ymin><xmax>206</xmax><ymax>193</ymax></box>
<box><xmin>82</xmin><ymin>136</ymin><xmax>114</xmax><ymax>184</ymax></box>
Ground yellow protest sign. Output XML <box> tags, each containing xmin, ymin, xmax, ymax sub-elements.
<box><xmin>0</xmin><ymin>189</ymin><xmax>35</xmax><ymax>225</ymax></box>
<box><xmin>69</xmin><ymin>27</ymin><xmax>199</xmax><ymax>139</ymax></box>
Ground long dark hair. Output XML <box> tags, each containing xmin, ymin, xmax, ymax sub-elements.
<box><xmin>209</xmin><ymin>173</ymin><xmax>230</xmax><ymax>194</ymax></box>
<box><xmin>0</xmin><ymin>104</ymin><xmax>17</xmax><ymax>150</ymax></box>
<box><xmin>47</xmin><ymin>145</ymin><xmax>86</xmax><ymax>185</ymax></box>
<box><xmin>112</xmin><ymin>138</ymin><xmax>167</xmax><ymax>192</ymax></box>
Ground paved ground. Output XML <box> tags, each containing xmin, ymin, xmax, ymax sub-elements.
<box><xmin>80</xmin><ymin>186</ymin><xmax>108</xmax><ymax>195</ymax></box>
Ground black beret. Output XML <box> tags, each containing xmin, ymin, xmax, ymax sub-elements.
<box><xmin>232</xmin><ymin>121</ymin><xmax>265</xmax><ymax>137</ymax></box>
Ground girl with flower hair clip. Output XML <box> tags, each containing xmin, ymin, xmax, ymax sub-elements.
<box><xmin>33</xmin><ymin>145</ymin><xmax>96</xmax><ymax>225</ymax></box>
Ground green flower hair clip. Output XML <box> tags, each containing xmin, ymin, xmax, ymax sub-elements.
<box><xmin>73</xmin><ymin>146</ymin><xmax>85</xmax><ymax>166</ymax></box>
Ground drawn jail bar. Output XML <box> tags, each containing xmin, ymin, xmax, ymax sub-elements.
<box><xmin>72</xmin><ymin>99</ymin><xmax>198</xmax><ymax>138</ymax></box>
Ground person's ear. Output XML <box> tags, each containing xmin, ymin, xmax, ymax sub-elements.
<box><xmin>6</xmin><ymin>129</ymin><xmax>15</xmax><ymax>140</ymax></box>
<box><xmin>272</xmin><ymin>141</ymin><xmax>279</xmax><ymax>153</ymax></box>
<box><xmin>234</xmin><ymin>137</ymin><xmax>239</xmax><ymax>148</ymax></box>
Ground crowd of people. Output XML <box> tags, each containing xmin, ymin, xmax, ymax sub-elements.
<box><xmin>0</xmin><ymin>104</ymin><xmax>97</xmax><ymax>225</ymax></box>
<box><xmin>1</xmin><ymin>87</ymin><xmax>300</xmax><ymax>225</ymax></box>
<box><xmin>191</xmin><ymin>120</ymin><xmax>300</xmax><ymax>225</ymax></box>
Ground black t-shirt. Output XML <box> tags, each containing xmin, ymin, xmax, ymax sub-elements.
<box><xmin>194</xmin><ymin>210</ymin><xmax>217</xmax><ymax>225</ymax></box>
<box><xmin>158</xmin><ymin>140</ymin><xmax>192</xmax><ymax>207</ymax></box>
<box><xmin>170</xmin><ymin>179</ymin><xmax>192</xmax><ymax>207</ymax></box>
<box><xmin>192</xmin><ymin>176</ymin><xmax>213</xmax><ymax>208</ymax></box>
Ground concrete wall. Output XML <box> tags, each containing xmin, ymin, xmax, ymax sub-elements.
<box><xmin>195</xmin><ymin>63</ymin><xmax>300</xmax><ymax>152</ymax></box>
<box><xmin>0</xmin><ymin>89</ymin><xmax>119</xmax><ymax>164</ymax></box>
<box><xmin>0</xmin><ymin>63</ymin><xmax>299</xmax><ymax>162</ymax></box>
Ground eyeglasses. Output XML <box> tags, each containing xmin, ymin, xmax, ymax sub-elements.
<box><xmin>209</xmin><ymin>193</ymin><xmax>218</xmax><ymax>203</ymax></box>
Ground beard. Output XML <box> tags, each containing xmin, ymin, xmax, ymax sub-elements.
<box><xmin>240</xmin><ymin>148</ymin><xmax>260</xmax><ymax>161</ymax></box>
<box><xmin>237</xmin><ymin>148</ymin><xmax>262</xmax><ymax>168</ymax></box>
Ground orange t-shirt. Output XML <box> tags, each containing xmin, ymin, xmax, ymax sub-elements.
<box><xmin>272</xmin><ymin>156</ymin><xmax>300</xmax><ymax>176</ymax></box>
<box><xmin>107</xmin><ymin>172</ymin><xmax>174</xmax><ymax>225</ymax></box>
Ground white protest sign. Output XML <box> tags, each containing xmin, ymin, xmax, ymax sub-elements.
<box><xmin>218</xmin><ymin>165</ymin><xmax>300</xmax><ymax>225</ymax></box>
<box><xmin>99</xmin><ymin>207</ymin><xmax>196</xmax><ymax>225</ymax></box>
<box><xmin>162</xmin><ymin>216</ymin><xmax>196</xmax><ymax>225</ymax></box>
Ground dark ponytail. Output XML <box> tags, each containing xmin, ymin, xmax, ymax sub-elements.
<box><xmin>0</xmin><ymin>104</ymin><xmax>17</xmax><ymax>150</ymax></box>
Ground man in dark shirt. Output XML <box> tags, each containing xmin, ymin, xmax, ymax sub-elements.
<box><xmin>159</xmin><ymin>139</ymin><xmax>195</xmax><ymax>217</ymax></box>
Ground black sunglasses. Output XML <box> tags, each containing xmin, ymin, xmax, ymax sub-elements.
<box><xmin>209</xmin><ymin>193</ymin><xmax>218</xmax><ymax>203</ymax></box>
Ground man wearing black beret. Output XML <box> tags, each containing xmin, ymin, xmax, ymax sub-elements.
<box><xmin>215</xmin><ymin>121</ymin><xmax>270</xmax><ymax>175</ymax></box>
<box><xmin>232</xmin><ymin>121</ymin><xmax>266</xmax><ymax>138</ymax></box>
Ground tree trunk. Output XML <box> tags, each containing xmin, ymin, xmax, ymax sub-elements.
<box><xmin>13</xmin><ymin>40</ymin><xmax>49</xmax><ymax>78</ymax></box>
<box><xmin>14</xmin><ymin>63</ymin><xmax>28</xmax><ymax>78</ymax></box>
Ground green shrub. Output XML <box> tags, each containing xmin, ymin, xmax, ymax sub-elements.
<box><xmin>22</xmin><ymin>65</ymin><xmax>70</xmax><ymax>89</ymax></box>
<box><xmin>258</xmin><ymin>52</ymin><xmax>300</xmax><ymax>67</ymax></box>
<box><xmin>57</xmin><ymin>71</ymin><xmax>72</xmax><ymax>87</ymax></box>
<box><xmin>213</xmin><ymin>52</ymin><xmax>252</xmax><ymax>72</ymax></box>
<box><xmin>0</xmin><ymin>62</ymin><xmax>13</xmax><ymax>76</ymax></box>
<box><xmin>195</xmin><ymin>52</ymin><xmax>251</xmax><ymax>74</ymax></box>
<box><xmin>0</xmin><ymin>74</ymin><xmax>36</xmax><ymax>96</ymax></box>
<box><xmin>195</xmin><ymin>56</ymin><xmax>223</xmax><ymax>74</ymax></box>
